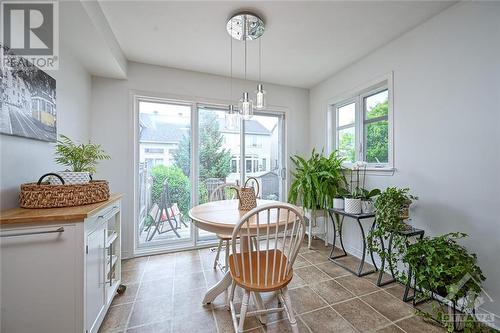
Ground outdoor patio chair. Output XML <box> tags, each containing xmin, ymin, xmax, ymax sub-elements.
<box><xmin>146</xmin><ymin>179</ymin><xmax>187</xmax><ymax>241</ymax></box>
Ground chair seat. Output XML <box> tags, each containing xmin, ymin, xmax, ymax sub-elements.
<box><xmin>229</xmin><ymin>249</ymin><xmax>293</xmax><ymax>292</ymax></box>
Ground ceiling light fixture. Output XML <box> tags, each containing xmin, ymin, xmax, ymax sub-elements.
<box><xmin>226</xmin><ymin>11</ymin><xmax>266</xmax><ymax>120</ymax></box>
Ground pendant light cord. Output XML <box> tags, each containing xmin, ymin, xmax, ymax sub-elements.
<box><xmin>230</xmin><ymin>21</ymin><xmax>233</xmax><ymax>102</ymax></box>
<box><xmin>244</xmin><ymin>37</ymin><xmax>247</xmax><ymax>80</ymax></box>
<box><xmin>259</xmin><ymin>38</ymin><xmax>262</xmax><ymax>82</ymax></box>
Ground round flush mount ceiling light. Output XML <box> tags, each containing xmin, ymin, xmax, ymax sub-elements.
<box><xmin>226</xmin><ymin>12</ymin><xmax>265</xmax><ymax>41</ymax></box>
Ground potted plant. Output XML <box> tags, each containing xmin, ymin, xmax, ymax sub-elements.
<box><xmin>52</xmin><ymin>135</ymin><xmax>110</xmax><ymax>184</ymax></box>
<box><xmin>360</xmin><ymin>188</ymin><xmax>381</xmax><ymax>213</ymax></box>
<box><xmin>343</xmin><ymin>187</ymin><xmax>363</xmax><ymax>214</ymax></box>
<box><xmin>404</xmin><ymin>232</ymin><xmax>486</xmax><ymax>332</ymax></box>
<box><xmin>288</xmin><ymin>149</ymin><xmax>346</xmax><ymax>225</ymax></box>
<box><xmin>367</xmin><ymin>187</ymin><xmax>417</xmax><ymax>274</ymax></box>
<box><xmin>333</xmin><ymin>187</ymin><xmax>350</xmax><ymax>209</ymax></box>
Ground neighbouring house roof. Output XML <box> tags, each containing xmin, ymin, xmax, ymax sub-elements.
<box><xmin>139</xmin><ymin>114</ymin><xmax>188</xmax><ymax>143</ymax></box>
<box><xmin>218</xmin><ymin>118</ymin><xmax>271</xmax><ymax>135</ymax></box>
<box><xmin>245</xmin><ymin>119</ymin><xmax>271</xmax><ymax>135</ymax></box>
<box><xmin>139</xmin><ymin>113</ymin><xmax>271</xmax><ymax>143</ymax></box>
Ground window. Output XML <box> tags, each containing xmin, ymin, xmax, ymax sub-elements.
<box><xmin>231</xmin><ymin>158</ymin><xmax>237</xmax><ymax>173</ymax></box>
<box><xmin>246</xmin><ymin>160</ymin><xmax>252</xmax><ymax>173</ymax></box>
<box><xmin>331</xmin><ymin>80</ymin><xmax>392</xmax><ymax>169</ymax></box>
<box><xmin>363</xmin><ymin>90</ymin><xmax>389</xmax><ymax>164</ymax></box>
<box><xmin>144</xmin><ymin>148</ymin><xmax>164</xmax><ymax>154</ymax></box>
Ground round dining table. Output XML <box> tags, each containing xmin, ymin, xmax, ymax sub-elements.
<box><xmin>189</xmin><ymin>199</ymin><xmax>301</xmax><ymax>307</ymax></box>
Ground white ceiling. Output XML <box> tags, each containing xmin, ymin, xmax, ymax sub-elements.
<box><xmin>98</xmin><ymin>1</ymin><xmax>455</xmax><ymax>88</ymax></box>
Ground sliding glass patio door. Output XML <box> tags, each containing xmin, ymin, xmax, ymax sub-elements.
<box><xmin>137</xmin><ymin>98</ymin><xmax>194</xmax><ymax>250</ymax></box>
<box><xmin>195</xmin><ymin>105</ymin><xmax>242</xmax><ymax>242</ymax></box>
<box><xmin>243</xmin><ymin>112</ymin><xmax>285</xmax><ymax>202</ymax></box>
<box><xmin>136</xmin><ymin>96</ymin><xmax>285</xmax><ymax>252</ymax></box>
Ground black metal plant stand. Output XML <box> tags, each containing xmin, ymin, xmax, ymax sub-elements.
<box><xmin>375</xmin><ymin>226</ymin><xmax>425</xmax><ymax>302</ymax></box>
<box><xmin>411</xmin><ymin>281</ymin><xmax>471</xmax><ymax>332</ymax></box>
<box><xmin>327</xmin><ymin>208</ymin><xmax>378</xmax><ymax>277</ymax></box>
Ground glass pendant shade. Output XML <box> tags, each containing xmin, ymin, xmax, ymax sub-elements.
<box><xmin>255</xmin><ymin>84</ymin><xmax>266</xmax><ymax>110</ymax></box>
<box><xmin>225</xmin><ymin>104</ymin><xmax>239</xmax><ymax>130</ymax></box>
<box><xmin>239</xmin><ymin>92</ymin><xmax>254</xmax><ymax>119</ymax></box>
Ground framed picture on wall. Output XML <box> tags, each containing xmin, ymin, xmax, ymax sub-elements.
<box><xmin>0</xmin><ymin>45</ymin><xmax>57</xmax><ymax>142</ymax></box>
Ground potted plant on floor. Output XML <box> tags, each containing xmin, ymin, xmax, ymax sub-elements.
<box><xmin>404</xmin><ymin>232</ymin><xmax>486</xmax><ymax>332</ymax></box>
<box><xmin>52</xmin><ymin>134</ymin><xmax>111</xmax><ymax>184</ymax></box>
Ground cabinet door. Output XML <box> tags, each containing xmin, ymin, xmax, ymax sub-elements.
<box><xmin>1</xmin><ymin>224</ymin><xmax>77</xmax><ymax>333</ymax></box>
<box><xmin>86</xmin><ymin>224</ymin><xmax>106</xmax><ymax>333</ymax></box>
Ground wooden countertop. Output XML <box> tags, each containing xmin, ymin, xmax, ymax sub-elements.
<box><xmin>0</xmin><ymin>193</ymin><xmax>123</xmax><ymax>225</ymax></box>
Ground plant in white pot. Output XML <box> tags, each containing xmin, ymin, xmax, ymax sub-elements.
<box><xmin>52</xmin><ymin>135</ymin><xmax>110</xmax><ymax>184</ymax></box>
<box><xmin>343</xmin><ymin>188</ymin><xmax>363</xmax><ymax>214</ymax></box>
<box><xmin>333</xmin><ymin>187</ymin><xmax>349</xmax><ymax>209</ymax></box>
<box><xmin>360</xmin><ymin>188</ymin><xmax>381</xmax><ymax>213</ymax></box>
<box><xmin>288</xmin><ymin>149</ymin><xmax>346</xmax><ymax>246</ymax></box>
<box><xmin>288</xmin><ymin>149</ymin><xmax>346</xmax><ymax>210</ymax></box>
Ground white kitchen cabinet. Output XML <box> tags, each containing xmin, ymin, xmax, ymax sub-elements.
<box><xmin>0</xmin><ymin>224</ymin><xmax>79</xmax><ymax>333</ymax></box>
<box><xmin>86</xmin><ymin>223</ymin><xmax>106</xmax><ymax>333</ymax></box>
<box><xmin>0</xmin><ymin>194</ymin><xmax>122</xmax><ymax>333</ymax></box>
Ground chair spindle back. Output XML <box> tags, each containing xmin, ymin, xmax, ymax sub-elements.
<box><xmin>209</xmin><ymin>183</ymin><xmax>237</xmax><ymax>202</ymax></box>
<box><xmin>230</xmin><ymin>203</ymin><xmax>305</xmax><ymax>287</ymax></box>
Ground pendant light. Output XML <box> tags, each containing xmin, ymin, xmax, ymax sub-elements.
<box><xmin>255</xmin><ymin>39</ymin><xmax>266</xmax><ymax>110</ymax></box>
<box><xmin>239</xmin><ymin>92</ymin><xmax>254</xmax><ymax>120</ymax></box>
<box><xmin>226</xmin><ymin>12</ymin><xmax>266</xmax><ymax>119</ymax></box>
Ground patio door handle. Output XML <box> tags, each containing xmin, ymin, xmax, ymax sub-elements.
<box><xmin>280</xmin><ymin>168</ymin><xmax>287</xmax><ymax>180</ymax></box>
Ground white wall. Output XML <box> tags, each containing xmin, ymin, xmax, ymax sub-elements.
<box><xmin>91</xmin><ymin>62</ymin><xmax>309</xmax><ymax>258</ymax></box>
<box><xmin>0</xmin><ymin>45</ymin><xmax>92</xmax><ymax>209</ymax></box>
<box><xmin>310</xmin><ymin>2</ymin><xmax>500</xmax><ymax>325</ymax></box>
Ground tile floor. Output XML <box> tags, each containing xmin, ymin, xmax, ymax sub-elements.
<box><xmin>99</xmin><ymin>239</ymin><xmax>447</xmax><ymax>333</ymax></box>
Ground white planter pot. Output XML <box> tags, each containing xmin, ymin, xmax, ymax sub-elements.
<box><xmin>344</xmin><ymin>198</ymin><xmax>361</xmax><ymax>214</ymax></box>
<box><xmin>49</xmin><ymin>171</ymin><xmax>91</xmax><ymax>185</ymax></box>
<box><xmin>333</xmin><ymin>198</ymin><xmax>344</xmax><ymax>210</ymax></box>
<box><xmin>361</xmin><ymin>200</ymin><xmax>375</xmax><ymax>214</ymax></box>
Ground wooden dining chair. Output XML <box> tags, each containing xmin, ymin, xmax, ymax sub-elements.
<box><xmin>209</xmin><ymin>183</ymin><xmax>237</xmax><ymax>271</ymax></box>
<box><xmin>228</xmin><ymin>203</ymin><xmax>305</xmax><ymax>333</ymax></box>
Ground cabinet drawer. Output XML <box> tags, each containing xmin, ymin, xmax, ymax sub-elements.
<box><xmin>0</xmin><ymin>224</ymin><xmax>78</xmax><ymax>333</ymax></box>
<box><xmin>86</xmin><ymin>202</ymin><xmax>120</xmax><ymax>233</ymax></box>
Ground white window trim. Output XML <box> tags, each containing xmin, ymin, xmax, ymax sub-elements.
<box><xmin>327</xmin><ymin>72</ymin><xmax>395</xmax><ymax>174</ymax></box>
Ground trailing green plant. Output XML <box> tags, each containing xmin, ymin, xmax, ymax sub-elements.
<box><xmin>54</xmin><ymin>135</ymin><xmax>110</xmax><ymax>174</ymax></box>
<box><xmin>367</xmin><ymin>187</ymin><xmax>417</xmax><ymax>281</ymax></box>
<box><xmin>404</xmin><ymin>232</ymin><xmax>486</xmax><ymax>332</ymax></box>
<box><xmin>288</xmin><ymin>149</ymin><xmax>346</xmax><ymax>210</ymax></box>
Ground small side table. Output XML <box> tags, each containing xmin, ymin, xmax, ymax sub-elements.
<box><xmin>376</xmin><ymin>226</ymin><xmax>424</xmax><ymax>302</ymax></box>
<box><xmin>327</xmin><ymin>208</ymin><xmax>378</xmax><ymax>277</ymax></box>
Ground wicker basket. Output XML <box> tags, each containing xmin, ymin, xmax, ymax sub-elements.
<box><xmin>19</xmin><ymin>173</ymin><xmax>110</xmax><ymax>208</ymax></box>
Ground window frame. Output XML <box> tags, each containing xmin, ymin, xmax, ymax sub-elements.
<box><xmin>328</xmin><ymin>74</ymin><xmax>394</xmax><ymax>172</ymax></box>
